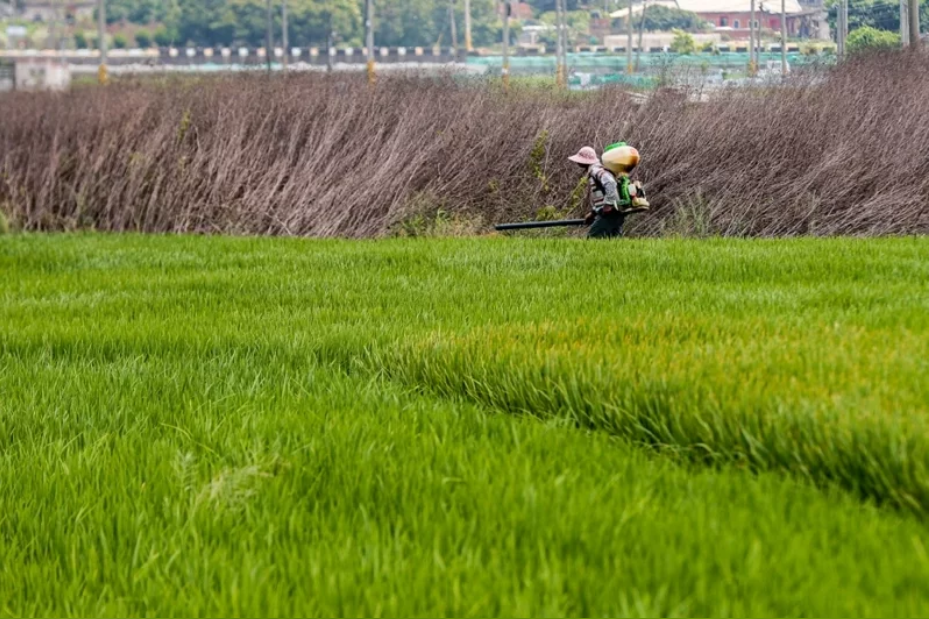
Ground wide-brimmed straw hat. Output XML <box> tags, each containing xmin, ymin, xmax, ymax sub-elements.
<box><xmin>568</xmin><ymin>146</ymin><xmax>599</xmax><ymax>166</ymax></box>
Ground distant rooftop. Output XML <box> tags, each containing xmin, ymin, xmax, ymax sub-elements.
<box><xmin>611</xmin><ymin>0</ymin><xmax>806</xmax><ymax>17</ymax></box>
<box><xmin>22</xmin><ymin>1</ymin><xmax>95</xmax><ymax>5</ymax></box>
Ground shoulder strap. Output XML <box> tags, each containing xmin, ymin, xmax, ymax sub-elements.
<box><xmin>589</xmin><ymin>165</ymin><xmax>611</xmax><ymax>191</ymax></box>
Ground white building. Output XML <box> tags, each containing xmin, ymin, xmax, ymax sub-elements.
<box><xmin>20</xmin><ymin>1</ymin><xmax>95</xmax><ymax>23</ymax></box>
<box><xmin>13</xmin><ymin>58</ymin><xmax>71</xmax><ymax>90</ymax></box>
<box><xmin>610</xmin><ymin>0</ymin><xmax>829</xmax><ymax>40</ymax></box>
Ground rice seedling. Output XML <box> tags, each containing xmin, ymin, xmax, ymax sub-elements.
<box><xmin>1</xmin><ymin>233</ymin><xmax>928</xmax><ymax>616</ymax></box>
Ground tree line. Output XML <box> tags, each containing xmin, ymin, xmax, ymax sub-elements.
<box><xmin>87</xmin><ymin>0</ymin><xmax>719</xmax><ymax>49</ymax></box>
<box><xmin>97</xmin><ymin>0</ymin><xmax>512</xmax><ymax>49</ymax></box>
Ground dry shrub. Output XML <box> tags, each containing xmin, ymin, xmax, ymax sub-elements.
<box><xmin>1</xmin><ymin>52</ymin><xmax>928</xmax><ymax>238</ymax></box>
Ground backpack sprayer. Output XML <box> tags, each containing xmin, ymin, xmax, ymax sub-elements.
<box><xmin>494</xmin><ymin>211</ymin><xmax>648</xmax><ymax>231</ymax></box>
<box><xmin>495</xmin><ymin>219</ymin><xmax>589</xmax><ymax>231</ymax></box>
<box><xmin>495</xmin><ymin>142</ymin><xmax>648</xmax><ymax>232</ymax></box>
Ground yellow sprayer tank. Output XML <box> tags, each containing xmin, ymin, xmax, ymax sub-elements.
<box><xmin>602</xmin><ymin>142</ymin><xmax>640</xmax><ymax>176</ymax></box>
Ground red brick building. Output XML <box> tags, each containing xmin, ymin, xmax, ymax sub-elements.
<box><xmin>678</xmin><ymin>0</ymin><xmax>807</xmax><ymax>36</ymax></box>
<box><xmin>698</xmin><ymin>12</ymin><xmax>797</xmax><ymax>36</ymax></box>
<box><xmin>612</xmin><ymin>0</ymin><xmax>821</xmax><ymax>39</ymax></box>
<box><xmin>497</xmin><ymin>1</ymin><xmax>534</xmax><ymax>20</ymax></box>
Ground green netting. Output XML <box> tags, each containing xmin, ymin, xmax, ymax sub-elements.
<box><xmin>467</xmin><ymin>51</ymin><xmax>829</xmax><ymax>73</ymax></box>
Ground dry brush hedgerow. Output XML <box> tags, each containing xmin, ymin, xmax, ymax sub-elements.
<box><xmin>1</xmin><ymin>52</ymin><xmax>928</xmax><ymax>237</ymax></box>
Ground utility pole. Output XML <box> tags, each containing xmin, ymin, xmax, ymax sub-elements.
<box><xmin>842</xmin><ymin>0</ymin><xmax>849</xmax><ymax>53</ymax></box>
<box><xmin>749</xmin><ymin>0</ymin><xmax>756</xmax><ymax>75</ymax></box>
<box><xmin>835</xmin><ymin>0</ymin><xmax>840</xmax><ymax>58</ymax></box>
<box><xmin>450</xmin><ymin>0</ymin><xmax>459</xmax><ymax>60</ymax></box>
<box><xmin>836</xmin><ymin>0</ymin><xmax>845</xmax><ymax>59</ymax></box>
<box><xmin>97</xmin><ymin>0</ymin><xmax>107</xmax><ymax>84</ymax></box>
<box><xmin>780</xmin><ymin>0</ymin><xmax>787</xmax><ymax>77</ymax></box>
<box><xmin>366</xmin><ymin>0</ymin><xmax>375</xmax><ymax>86</ymax></box>
<box><xmin>909</xmin><ymin>0</ymin><xmax>920</xmax><ymax>47</ymax></box>
<box><xmin>900</xmin><ymin>0</ymin><xmax>909</xmax><ymax>46</ymax></box>
<box><xmin>635</xmin><ymin>0</ymin><xmax>647</xmax><ymax>72</ymax></box>
<box><xmin>554</xmin><ymin>0</ymin><xmax>560</xmax><ymax>60</ymax></box>
<box><xmin>327</xmin><ymin>10</ymin><xmax>335</xmax><ymax>72</ymax></box>
<box><xmin>281</xmin><ymin>0</ymin><xmax>288</xmax><ymax>70</ymax></box>
<box><xmin>58</xmin><ymin>0</ymin><xmax>67</xmax><ymax>55</ymax></box>
<box><xmin>4</xmin><ymin>1</ymin><xmax>11</xmax><ymax>51</ymax></box>
<box><xmin>49</xmin><ymin>0</ymin><xmax>58</xmax><ymax>53</ymax></box>
<box><xmin>464</xmin><ymin>0</ymin><xmax>473</xmax><ymax>52</ymax></box>
<box><xmin>556</xmin><ymin>0</ymin><xmax>565</xmax><ymax>87</ymax></box>
<box><xmin>502</xmin><ymin>0</ymin><xmax>510</xmax><ymax>92</ymax></box>
<box><xmin>60</xmin><ymin>0</ymin><xmax>69</xmax><ymax>55</ymax></box>
<box><xmin>627</xmin><ymin>0</ymin><xmax>633</xmax><ymax>74</ymax></box>
<box><xmin>561</xmin><ymin>0</ymin><xmax>569</xmax><ymax>83</ymax></box>
<box><xmin>265</xmin><ymin>0</ymin><xmax>273</xmax><ymax>73</ymax></box>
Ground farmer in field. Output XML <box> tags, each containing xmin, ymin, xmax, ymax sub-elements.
<box><xmin>568</xmin><ymin>143</ymin><xmax>648</xmax><ymax>239</ymax></box>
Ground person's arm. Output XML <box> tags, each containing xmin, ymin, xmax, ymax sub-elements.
<box><xmin>601</xmin><ymin>171</ymin><xmax>620</xmax><ymax>208</ymax></box>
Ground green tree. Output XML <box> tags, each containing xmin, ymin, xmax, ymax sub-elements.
<box><xmin>106</xmin><ymin>0</ymin><xmax>170</xmax><ymax>24</ymax></box>
<box><xmin>670</xmin><ymin>28</ymin><xmax>695</xmax><ymax>53</ymax></box>
<box><xmin>641</xmin><ymin>5</ymin><xmax>710</xmax><ymax>31</ymax></box>
<box><xmin>285</xmin><ymin>0</ymin><xmax>363</xmax><ymax>47</ymax></box>
<box><xmin>826</xmin><ymin>0</ymin><xmax>929</xmax><ymax>34</ymax></box>
<box><xmin>135</xmin><ymin>29</ymin><xmax>153</xmax><ymax>48</ymax></box>
<box><xmin>370</xmin><ymin>0</ymin><xmax>452</xmax><ymax>48</ymax></box>
<box><xmin>113</xmin><ymin>33</ymin><xmax>129</xmax><ymax>49</ymax></box>
<box><xmin>527</xmin><ymin>0</ymin><xmax>582</xmax><ymax>10</ymax></box>
<box><xmin>176</xmin><ymin>0</ymin><xmax>235</xmax><ymax>46</ymax></box>
<box><xmin>469</xmin><ymin>0</ymin><xmax>503</xmax><ymax>47</ymax></box>
<box><xmin>221</xmin><ymin>0</ymin><xmax>267</xmax><ymax>46</ymax></box>
<box><xmin>74</xmin><ymin>31</ymin><xmax>89</xmax><ymax>49</ymax></box>
<box><xmin>105</xmin><ymin>0</ymin><xmax>513</xmax><ymax>49</ymax></box>
<box><xmin>538</xmin><ymin>8</ymin><xmax>589</xmax><ymax>45</ymax></box>
<box><xmin>153</xmin><ymin>26</ymin><xmax>178</xmax><ymax>47</ymax></box>
<box><xmin>213</xmin><ymin>0</ymin><xmax>361</xmax><ymax>48</ymax></box>
<box><xmin>846</xmin><ymin>26</ymin><xmax>901</xmax><ymax>55</ymax></box>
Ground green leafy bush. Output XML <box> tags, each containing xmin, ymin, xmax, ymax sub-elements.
<box><xmin>670</xmin><ymin>29</ymin><xmax>696</xmax><ymax>54</ymax></box>
<box><xmin>846</xmin><ymin>26</ymin><xmax>901</xmax><ymax>55</ymax></box>
<box><xmin>134</xmin><ymin>29</ymin><xmax>152</xmax><ymax>48</ymax></box>
<box><xmin>153</xmin><ymin>26</ymin><xmax>177</xmax><ymax>47</ymax></box>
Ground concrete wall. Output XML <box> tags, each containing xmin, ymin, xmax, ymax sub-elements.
<box><xmin>605</xmin><ymin>33</ymin><xmax>723</xmax><ymax>48</ymax></box>
<box><xmin>13</xmin><ymin>59</ymin><xmax>71</xmax><ymax>90</ymax></box>
<box><xmin>20</xmin><ymin>2</ymin><xmax>94</xmax><ymax>22</ymax></box>
<box><xmin>699</xmin><ymin>12</ymin><xmax>801</xmax><ymax>37</ymax></box>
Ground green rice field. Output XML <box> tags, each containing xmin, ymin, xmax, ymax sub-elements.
<box><xmin>1</xmin><ymin>234</ymin><xmax>928</xmax><ymax>617</ymax></box>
